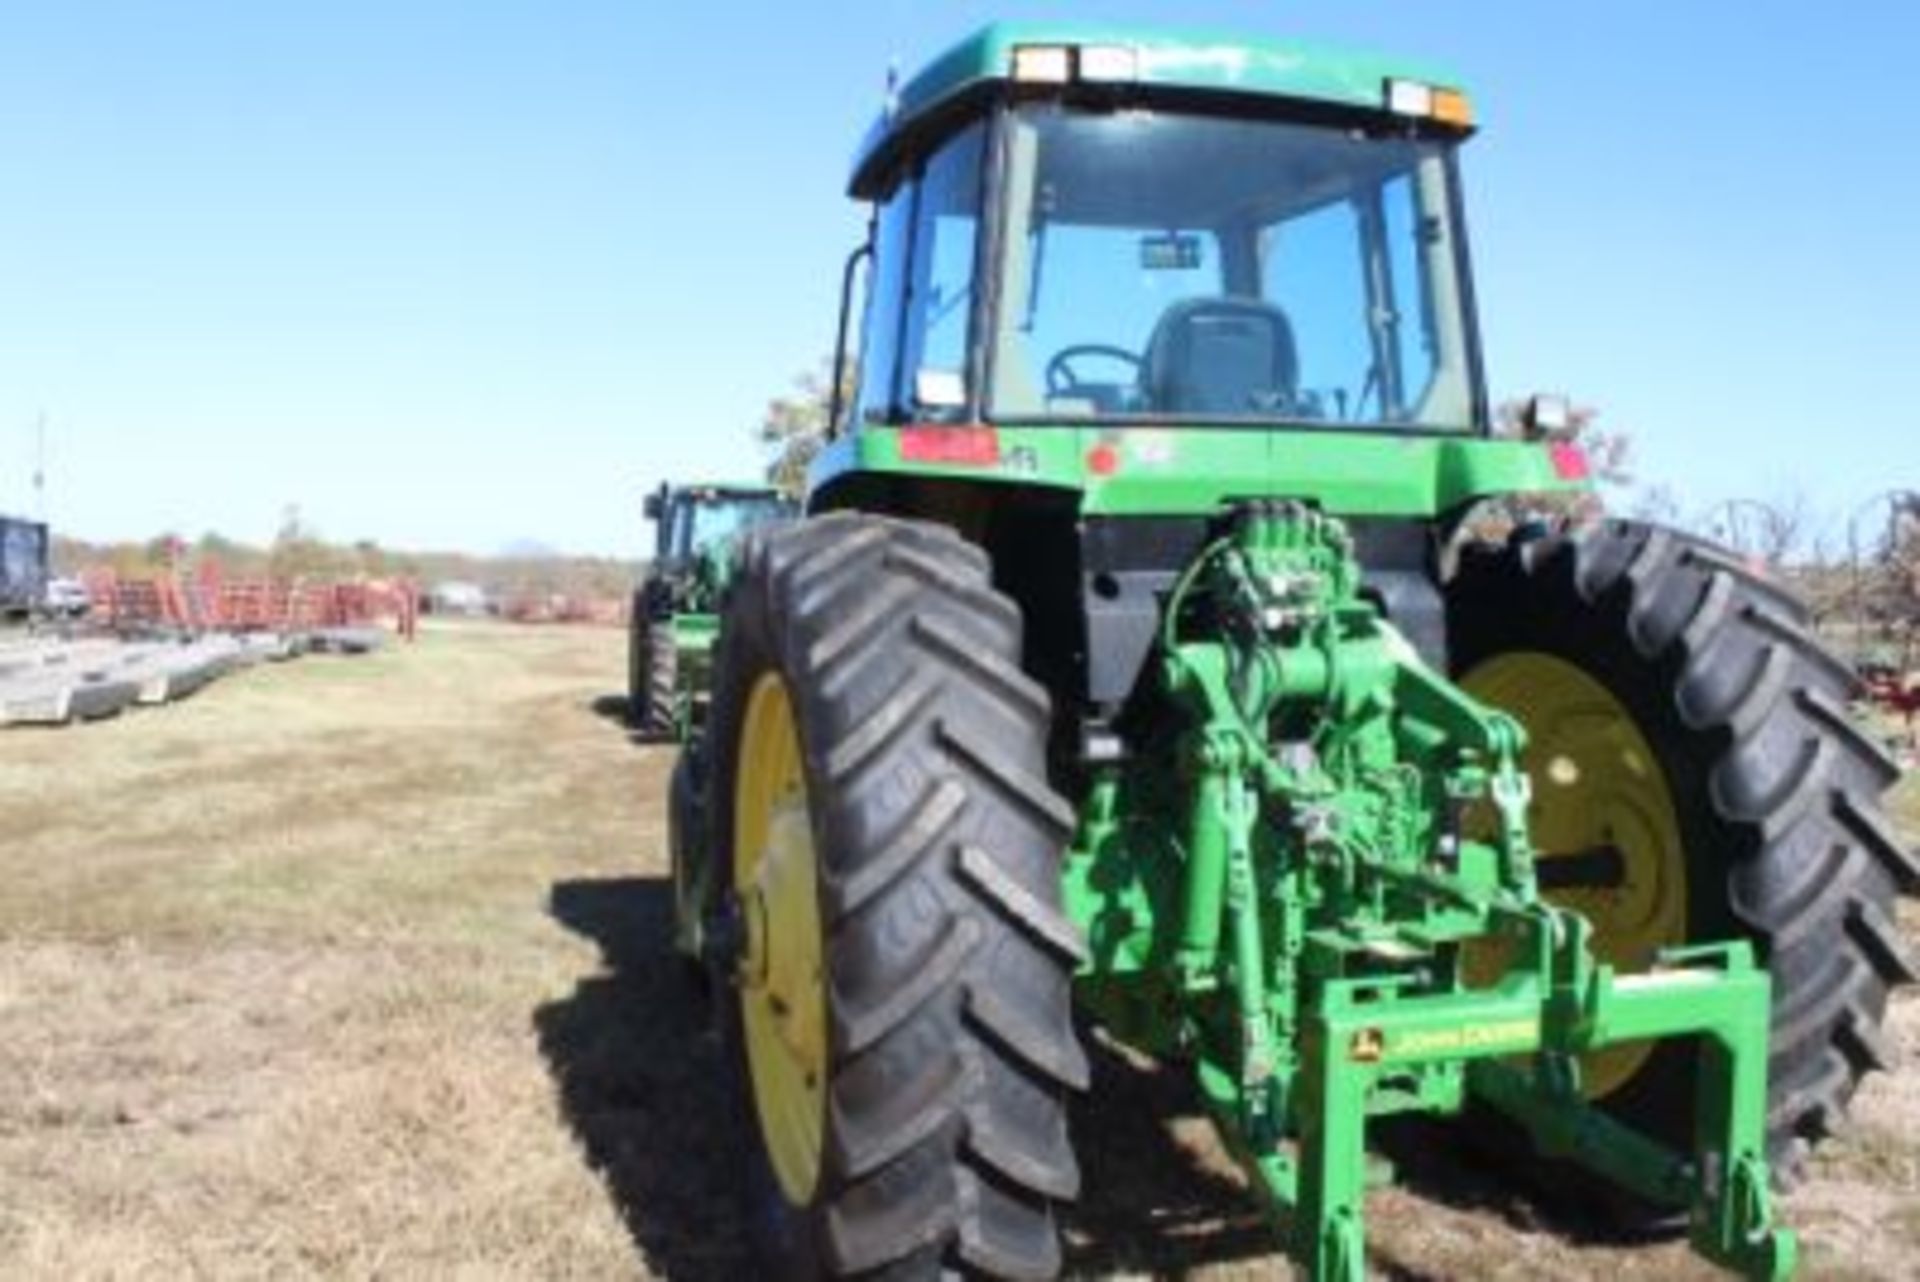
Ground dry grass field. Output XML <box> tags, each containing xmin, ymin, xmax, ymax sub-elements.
<box><xmin>1</xmin><ymin>620</ymin><xmax>1915</xmax><ymax>1279</ymax></box>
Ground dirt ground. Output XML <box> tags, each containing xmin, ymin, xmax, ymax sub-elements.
<box><xmin>1</xmin><ymin>620</ymin><xmax>1914</xmax><ymax>1280</ymax></box>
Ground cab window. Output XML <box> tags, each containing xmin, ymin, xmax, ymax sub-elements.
<box><xmin>851</xmin><ymin>123</ymin><xmax>987</xmax><ymax>425</ymax></box>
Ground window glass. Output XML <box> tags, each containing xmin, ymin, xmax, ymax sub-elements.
<box><xmin>689</xmin><ymin>497</ymin><xmax>790</xmax><ymax>550</ymax></box>
<box><xmin>1382</xmin><ymin>172</ymin><xmax>1439</xmax><ymax>412</ymax></box>
<box><xmin>668</xmin><ymin>501</ymin><xmax>695</xmax><ymax>559</ymax></box>
<box><xmin>1260</xmin><ymin>200</ymin><xmax>1370</xmax><ymax>421</ymax></box>
<box><xmin>989</xmin><ymin>107</ymin><xmax>1478</xmax><ymax>428</ymax></box>
<box><xmin>900</xmin><ymin>123</ymin><xmax>984</xmax><ymax>417</ymax></box>
<box><xmin>852</xmin><ymin>178</ymin><xmax>913</xmax><ymax>425</ymax></box>
<box><xmin>1017</xmin><ymin>223</ymin><xmax>1217</xmax><ymax>413</ymax></box>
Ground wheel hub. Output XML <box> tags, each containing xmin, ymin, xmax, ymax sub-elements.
<box><xmin>740</xmin><ymin>798</ymin><xmax>826</xmax><ymax>1071</ymax></box>
<box><xmin>1462</xmin><ymin>650</ymin><xmax>1689</xmax><ymax>1099</ymax></box>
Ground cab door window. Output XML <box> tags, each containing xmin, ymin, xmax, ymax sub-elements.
<box><xmin>900</xmin><ymin>123</ymin><xmax>985</xmax><ymax>418</ymax></box>
<box><xmin>852</xmin><ymin>122</ymin><xmax>986</xmax><ymax>425</ymax></box>
<box><xmin>851</xmin><ymin>180</ymin><xmax>913</xmax><ymax>425</ymax></box>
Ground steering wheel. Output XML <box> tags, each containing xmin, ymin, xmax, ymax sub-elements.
<box><xmin>1045</xmin><ymin>344</ymin><xmax>1144</xmax><ymax>400</ymax></box>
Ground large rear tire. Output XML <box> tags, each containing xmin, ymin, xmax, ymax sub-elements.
<box><xmin>707</xmin><ymin>512</ymin><xmax>1087</xmax><ymax>1279</ymax></box>
<box><xmin>1448</xmin><ymin>519</ymin><xmax>1918</xmax><ymax>1177</ymax></box>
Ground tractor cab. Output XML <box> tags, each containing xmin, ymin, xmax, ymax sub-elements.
<box><xmin>827</xmin><ymin>24</ymin><xmax>1485</xmax><ymax>441</ymax></box>
<box><xmin>644</xmin><ymin>483</ymin><xmax>792</xmax><ymax>566</ymax></box>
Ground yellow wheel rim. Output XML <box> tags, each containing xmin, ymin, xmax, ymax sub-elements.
<box><xmin>1462</xmin><ymin>651</ymin><xmax>1688</xmax><ymax>1098</ymax></box>
<box><xmin>733</xmin><ymin>672</ymin><xmax>826</xmax><ymax>1204</ymax></box>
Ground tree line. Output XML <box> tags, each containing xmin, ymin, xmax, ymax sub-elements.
<box><xmin>54</xmin><ymin>505</ymin><xmax>638</xmax><ymax>602</ymax></box>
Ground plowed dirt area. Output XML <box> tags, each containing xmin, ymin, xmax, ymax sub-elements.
<box><xmin>2</xmin><ymin>620</ymin><xmax>1914</xmax><ymax>1279</ymax></box>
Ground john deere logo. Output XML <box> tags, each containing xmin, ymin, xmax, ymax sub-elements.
<box><xmin>1349</xmin><ymin>1028</ymin><xmax>1385</xmax><ymax>1063</ymax></box>
<box><xmin>1390</xmin><ymin>1019</ymin><xmax>1538</xmax><ymax>1061</ymax></box>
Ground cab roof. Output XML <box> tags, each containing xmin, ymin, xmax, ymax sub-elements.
<box><xmin>675</xmin><ymin>483</ymin><xmax>783</xmax><ymax>500</ymax></box>
<box><xmin>850</xmin><ymin>21</ymin><xmax>1469</xmax><ymax>196</ymax></box>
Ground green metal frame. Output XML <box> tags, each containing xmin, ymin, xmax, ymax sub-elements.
<box><xmin>811</xmin><ymin>424</ymin><xmax>1585</xmax><ymax>519</ymax></box>
<box><xmin>667</xmin><ymin>611</ymin><xmax>718</xmax><ymax>743</ymax></box>
<box><xmin>1059</xmin><ymin>504</ymin><xmax>1792</xmax><ymax>1280</ymax></box>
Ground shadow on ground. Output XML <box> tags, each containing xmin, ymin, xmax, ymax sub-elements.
<box><xmin>1064</xmin><ymin>1039</ymin><xmax>1668</xmax><ymax>1280</ymax></box>
<box><xmin>545</xmin><ymin>669</ymin><xmax>1646</xmax><ymax>1282</ymax></box>
<box><xmin>1061</xmin><ymin>1039</ymin><xmax>1279</xmax><ymax>1276</ymax></box>
<box><xmin>588</xmin><ymin>692</ymin><xmax>679</xmax><ymax>748</ymax></box>
<box><xmin>587</xmin><ymin>693</ymin><xmax>637</xmax><ymax>732</ymax></box>
<box><xmin>538</xmin><ymin>877</ymin><xmax>1647</xmax><ymax>1280</ymax></box>
<box><xmin>535</xmin><ymin>876</ymin><xmax>748</xmax><ymax>1281</ymax></box>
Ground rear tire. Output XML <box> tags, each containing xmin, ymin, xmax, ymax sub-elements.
<box><xmin>1448</xmin><ymin>519</ymin><xmax>1918</xmax><ymax>1178</ymax></box>
<box><xmin>708</xmin><ymin>512</ymin><xmax>1087</xmax><ymax>1279</ymax></box>
<box><xmin>641</xmin><ymin>622</ymin><xmax>679</xmax><ymax>741</ymax></box>
<box><xmin>626</xmin><ymin>602</ymin><xmax>648</xmax><ymax>727</ymax></box>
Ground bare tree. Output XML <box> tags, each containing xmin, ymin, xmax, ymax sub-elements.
<box><xmin>1629</xmin><ymin>482</ymin><xmax>1685</xmax><ymax>527</ymax></box>
<box><xmin>760</xmin><ymin>358</ymin><xmax>845</xmax><ymax>499</ymax></box>
<box><xmin>1700</xmin><ymin>493</ymin><xmax>1813</xmax><ymax>568</ymax></box>
<box><xmin>269</xmin><ymin>504</ymin><xmax>346</xmax><ymax>580</ymax></box>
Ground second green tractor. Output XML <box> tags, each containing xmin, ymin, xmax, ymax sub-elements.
<box><xmin>665</xmin><ymin>23</ymin><xmax>1915</xmax><ymax>1281</ymax></box>
<box><xmin>628</xmin><ymin>482</ymin><xmax>792</xmax><ymax>741</ymax></box>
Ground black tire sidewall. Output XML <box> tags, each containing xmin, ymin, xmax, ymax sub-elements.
<box><xmin>627</xmin><ymin>607</ymin><xmax>647</xmax><ymax>727</ymax></box>
<box><xmin>701</xmin><ymin>514</ymin><xmax>1084</xmax><ymax>1279</ymax></box>
<box><xmin>704</xmin><ymin>538</ymin><xmax>832</xmax><ymax>1278</ymax></box>
<box><xmin>644</xmin><ymin>622</ymin><xmax>680</xmax><ymax>740</ymax></box>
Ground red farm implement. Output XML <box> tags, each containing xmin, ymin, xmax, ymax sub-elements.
<box><xmin>82</xmin><ymin>565</ymin><xmax>418</xmax><ymax>641</ymax></box>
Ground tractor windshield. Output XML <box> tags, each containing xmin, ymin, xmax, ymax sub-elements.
<box><xmin>988</xmin><ymin>106</ymin><xmax>1481</xmax><ymax>430</ymax></box>
<box><xmin>691</xmin><ymin>497</ymin><xmax>786</xmax><ymax>551</ymax></box>
<box><xmin>665</xmin><ymin>495</ymin><xmax>789</xmax><ymax>560</ymax></box>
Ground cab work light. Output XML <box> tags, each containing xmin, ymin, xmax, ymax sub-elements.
<box><xmin>1431</xmin><ymin>87</ymin><xmax>1473</xmax><ymax>126</ymax></box>
<box><xmin>1077</xmin><ymin>45</ymin><xmax>1138</xmax><ymax>83</ymax></box>
<box><xmin>1010</xmin><ymin>44</ymin><xmax>1138</xmax><ymax>85</ymax></box>
<box><xmin>1386</xmin><ymin>78</ymin><xmax>1433</xmax><ymax>117</ymax></box>
<box><xmin>1010</xmin><ymin>45</ymin><xmax>1072</xmax><ymax>84</ymax></box>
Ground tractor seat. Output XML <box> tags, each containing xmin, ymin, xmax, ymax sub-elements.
<box><xmin>1141</xmin><ymin>297</ymin><xmax>1299</xmax><ymax>416</ymax></box>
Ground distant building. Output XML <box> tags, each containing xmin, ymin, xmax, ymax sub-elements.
<box><xmin>426</xmin><ymin>580</ymin><xmax>491</xmax><ymax>616</ymax></box>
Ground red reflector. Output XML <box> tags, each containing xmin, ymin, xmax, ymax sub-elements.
<box><xmin>1548</xmin><ymin>441</ymin><xmax>1590</xmax><ymax>481</ymax></box>
<box><xmin>898</xmin><ymin>425</ymin><xmax>999</xmax><ymax>466</ymax></box>
<box><xmin>1086</xmin><ymin>443</ymin><xmax>1119</xmax><ymax>476</ymax></box>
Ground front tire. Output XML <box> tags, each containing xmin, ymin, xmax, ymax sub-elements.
<box><xmin>668</xmin><ymin>749</ymin><xmax>709</xmax><ymax>991</ymax></box>
<box><xmin>1449</xmin><ymin>519</ymin><xmax>1918</xmax><ymax>1176</ymax></box>
<box><xmin>707</xmin><ymin>513</ymin><xmax>1087</xmax><ymax>1279</ymax></box>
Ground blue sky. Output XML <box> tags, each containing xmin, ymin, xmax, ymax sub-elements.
<box><xmin>0</xmin><ymin>2</ymin><xmax>1913</xmax><ymax>557</ymax></box>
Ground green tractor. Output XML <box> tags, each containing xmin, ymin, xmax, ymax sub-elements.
<box><xmin>668</xmin><ymin>23</ymin><xmax>1913</xmax><ymax>1280</ymax></box>
<box><xmin>629</xmin><ymin>482</ymin><xmax>792</xmax><ymax>740</ymax></box>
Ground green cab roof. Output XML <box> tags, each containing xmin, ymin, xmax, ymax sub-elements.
<box><xmin>851</xmin><ymin>20</ymin><xmax>1469</xmax><ymax>195</ymax></box>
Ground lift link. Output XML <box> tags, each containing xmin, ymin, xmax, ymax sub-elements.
<box><xmin>1156</xmin><ymin>502</ymin><xmax>1794</xmax><ymax>1281</ymax></box>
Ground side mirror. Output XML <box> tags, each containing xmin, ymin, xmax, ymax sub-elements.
<box><xmin>828</xmin><ymin>239</ymin><xmax>875</xmax><ymax>439</ymax></box>
<box><xmin>643</xmin><ymin>485</ymin><xmax>667</xmax><ymax>522</ymax></box>
<box><xmin>1521</xmin><ymin>393</ymin><xmax>1573</xmax><ymax>438</ymax></box>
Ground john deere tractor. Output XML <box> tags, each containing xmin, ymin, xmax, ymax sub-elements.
<box><xmin>629</xmin><ymin>482</ymin><xmax>792</xmax><ymax>739</ymax></box>
<box><xmin>668</xmin><ymin>24</ymin><xmax>1914</xmax><ymax>1280</ymax></box>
